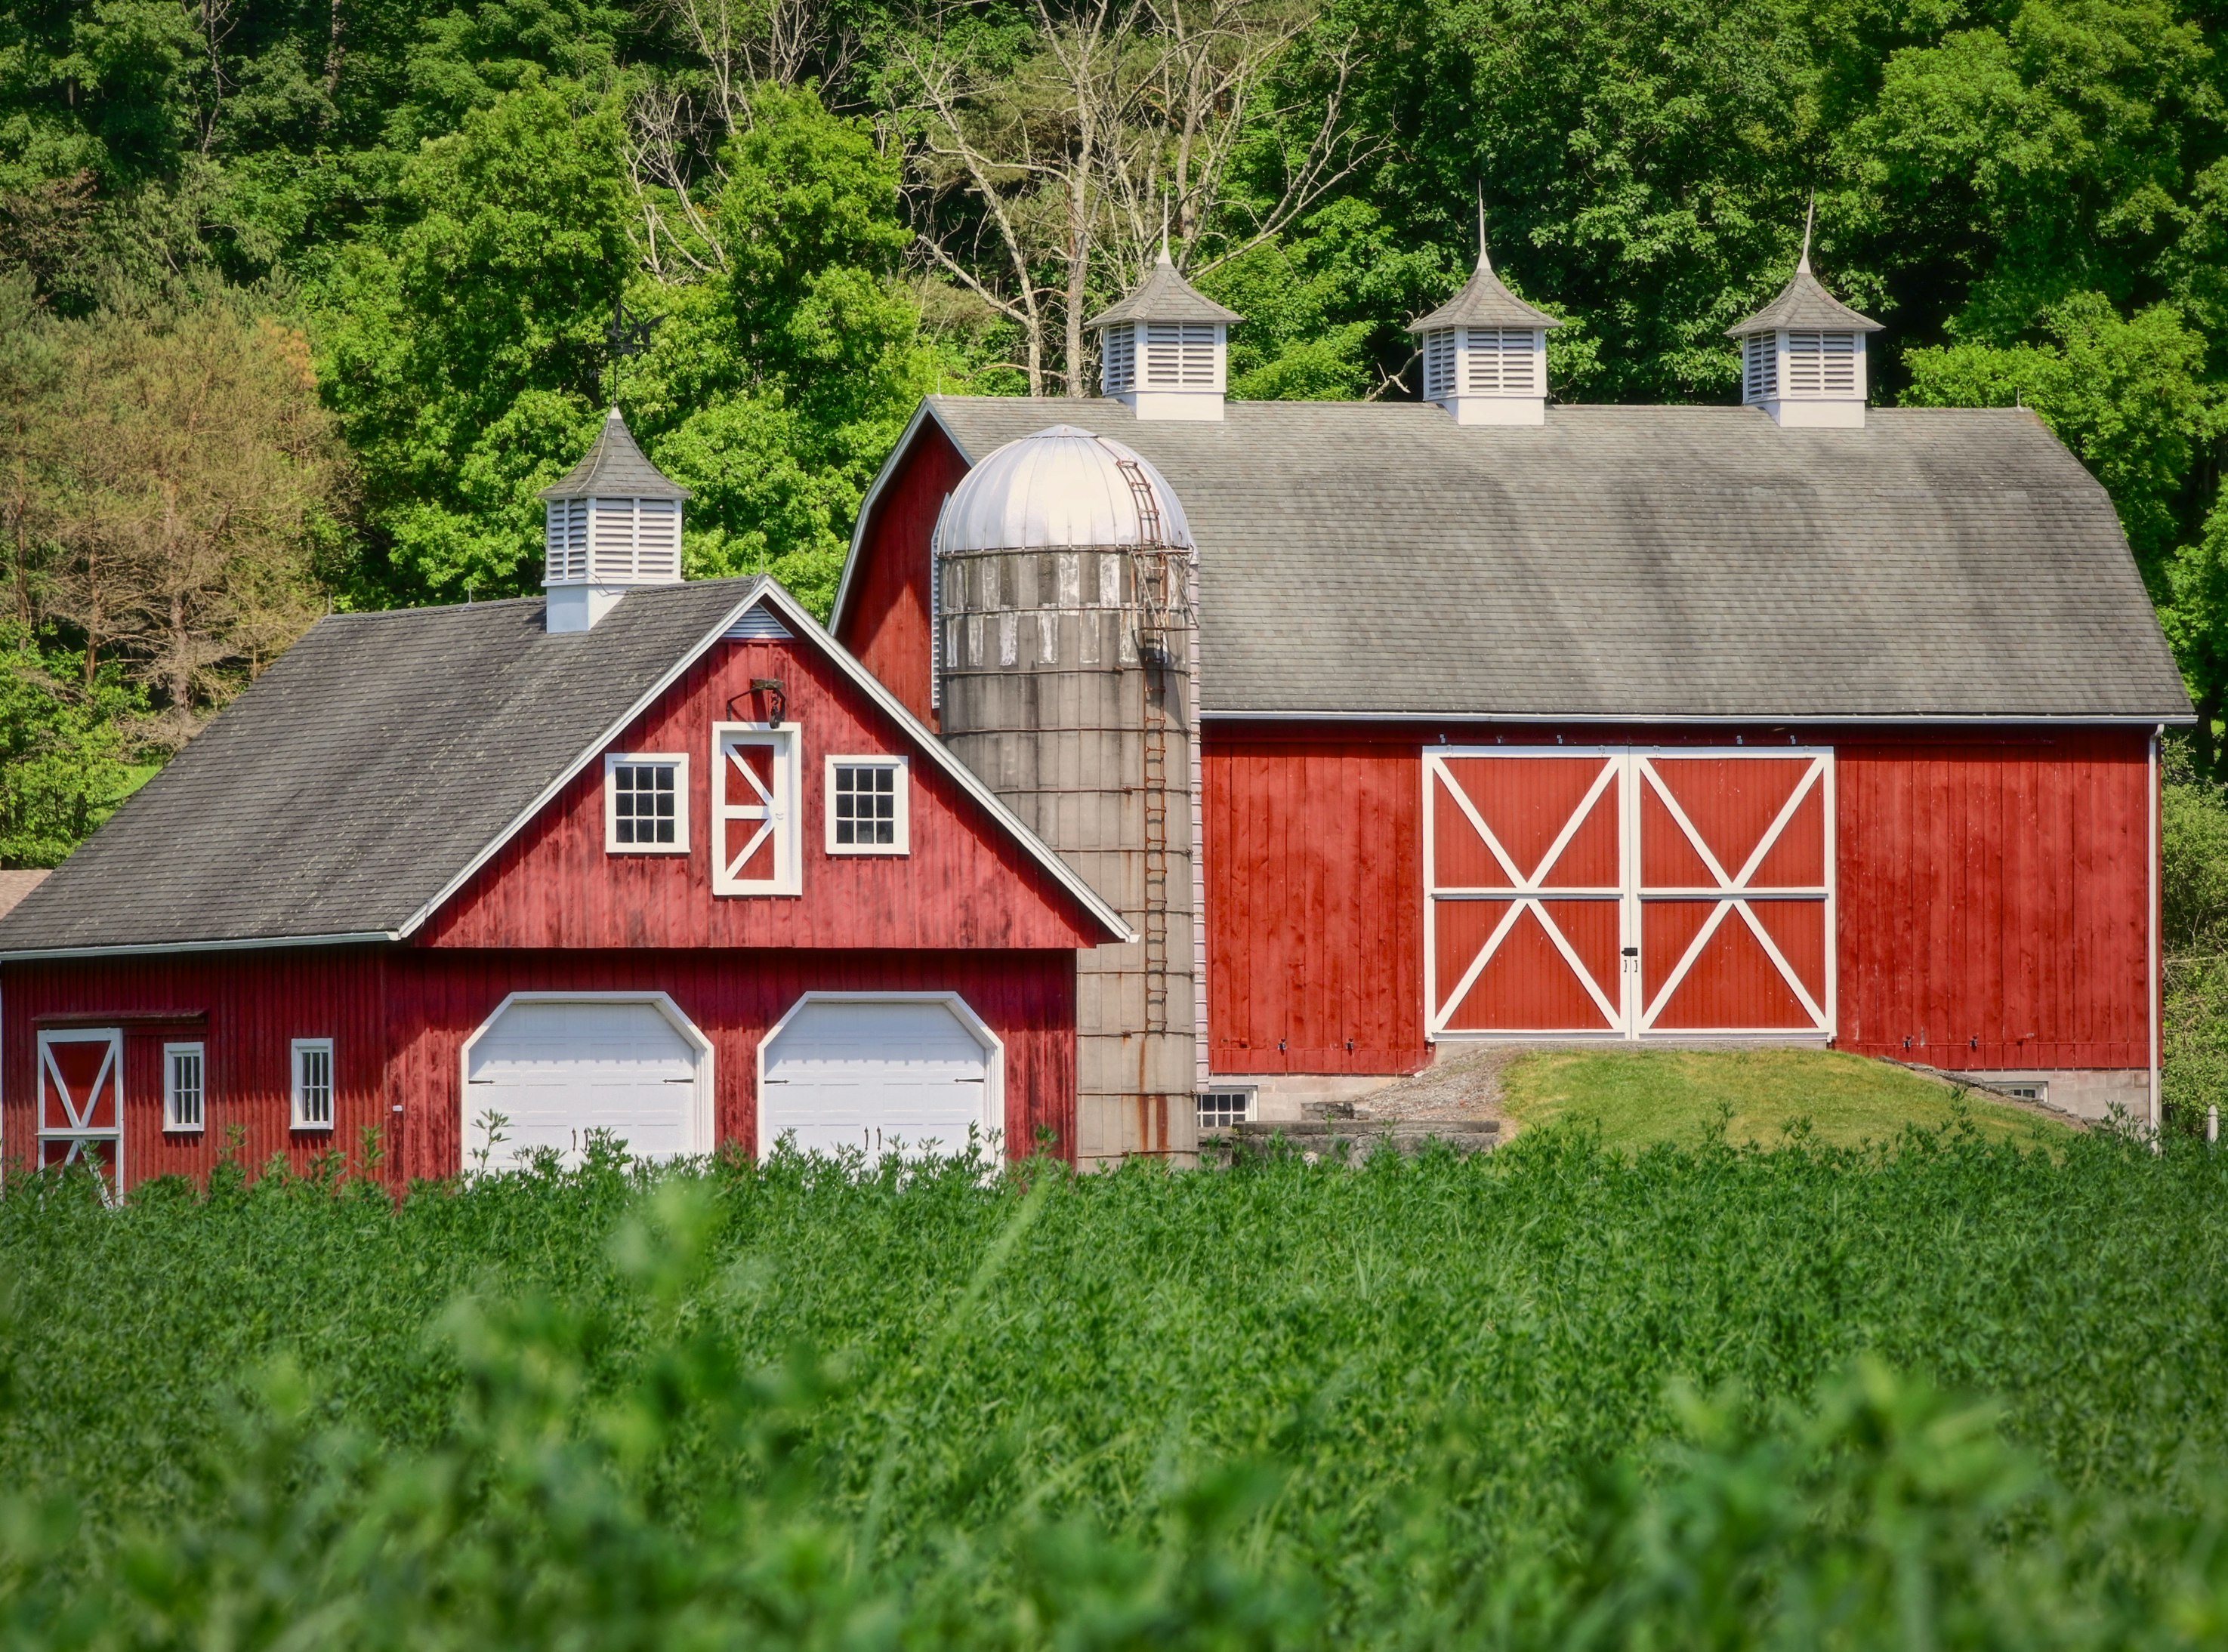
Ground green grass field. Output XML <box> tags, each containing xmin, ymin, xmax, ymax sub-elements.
<box><xmin>3</xmin><ymin>1121</ymin><xmax>2226</xmax><ymax>1648</ymax></box>
<box><xmin>1498</xmin><ymin>1046</ymin><xmax>2072</xmax><ymax>1151</ymax></box>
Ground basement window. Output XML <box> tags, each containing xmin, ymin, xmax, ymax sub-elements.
<box><xmin>163</xmin><ymin>1042</ymin><xmax>205</xmax><ymax>1133</ymax></box>
<box><xmin>1197</xmin><ymin>1088</ymin><xmax>1257</xmax><ymax>1131</ymax></box>
<box><xmin>292</xmin><ymin>1039</ymin><xmax>334</xmax><ymax>1132</ymax></box>
<box><xmin>826</xmin><ymin>756</ymin><xmax>909</xmax><ymax>855</ymax></box>
<box><xmin>606</xmin><ymin>754</ymin><xmax>689</xmax><ymax>853</ymax></box>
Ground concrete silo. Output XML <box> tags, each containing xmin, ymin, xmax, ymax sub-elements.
<box><xmin>932</xmin><ymin>426</ymin><xmax>1199</xmax><ymax>1166</ymax></box>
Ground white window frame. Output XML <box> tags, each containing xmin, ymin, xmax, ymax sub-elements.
<box><xmin>712</xmin><ymin>722</ymin><xmax>801</xmax><ymax>895</ymax></box>
<box><xmin>162</xmin><ymin>1041</ymin><xmax>205</xmax><ymax>1133</ymax></box>
<box><xmin>604</xmin><ymin>752</ymin><xmax>690</xmax><ymax>854</ymax></box>
<box><xmin>825</xmin><ymin>755</ymin><xmax>910</xmax><ymax>855</ymax></box>
<box><xmin>291</xmin><ymin>1037</ymin><xmax>335</xmax><ymax>1132</ymax></box>
<box><xmin>1197</xmin><ymin>1086</ymin><xmax>1257</xmax><ymax>1132</ymax></box>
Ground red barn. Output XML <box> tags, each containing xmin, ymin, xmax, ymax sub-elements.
<box><xmin>0</xmin><ymin>556</ymin><xmax>1125</xmax><ymax>1195</ymax></box>
<box><xmin>833</xmin><ymin>245</ymin><xmax>2191</xmax><ymax>1160</ymax></box>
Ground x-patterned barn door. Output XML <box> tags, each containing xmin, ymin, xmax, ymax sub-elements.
<box><xmin>1425</xmin><ymin>748</ymin><xmax>1833</xmax><ymax>1040</ymax></box>
<box><xmin>36</xmin><ymin>1028</ymin><xmax>124</xmax><ymax>1200</ymax></box>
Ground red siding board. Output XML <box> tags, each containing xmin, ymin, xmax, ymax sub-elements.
<box><xmin>1206</xmin><ymin>723</ymin><xmax>2154</xmax><ymax>1078</ymax></box>
<box><xmin>2</xmin><ymin>946</ymin><xmax>1078</xmax><ymax>1191</ymax></box>
<box><xmin>837</xmin><ymin>421</ymin><xmax>971</xmax><ymax>726</ymax></box>
<box><xmin>420</xmin><ymin>633</ymin><xmax>1104</xmax><ymax>952</ymax></box>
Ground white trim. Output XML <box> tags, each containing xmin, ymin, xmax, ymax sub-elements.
<box><xmin>162</xmin><ymin>1040</ymin><xmax>205</xmax><ymax>1133</ymax></box>
<box><xmin>712</xmin><ymin>722</ymin><xmax>801</xmax><ymax>895</ymax></box>
<box><xmin>1424</xmin><ymin>746</ymin><xmax>1835</xmax><ymax>1041</ymax></box>
<box><xmin>754</xmin><ymin>990</ymin><xmax>1004</xmax><ymax>1160</ymax></box>
<box><xmin>458</xmin><ymin>991</ymin><xmax>716</xmax><ymax>1165</ymax></box>
<box><xmin>291</xmin><ymin>1037</ymin><xmax>335</xmax><ymax>1132</ymax></box>
<box><xmin>824</xmin><ymin>754</ymin><xmax>910</xmax><ymax>855</ymax></box>
<box><xmin>603</xmin><ymin>752</ymin><xmax>690</xmax><ymax>855</ymax></box>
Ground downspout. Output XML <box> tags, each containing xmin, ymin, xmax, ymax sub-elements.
<box><xmin>2150</xmin><ymin>725</ymin><xmax>2162</xmax><ymax>1141</ymax></box>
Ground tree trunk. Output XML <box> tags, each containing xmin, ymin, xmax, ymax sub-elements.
<box><xmin>323</xmin><ymin>0</ymin><xmax>344</xmax><ymax>100</ymax></box>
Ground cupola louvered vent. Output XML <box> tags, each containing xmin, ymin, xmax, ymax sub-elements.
<box><xmin>536</xmin><ymin>408</ymin><xmax>690</xmax><ymax>630</ymax></box>
<box><xmin>1406</xmin><ymin>220</ymin><xmax>1560</xmax><ymax>427</ymax></box>
<box><xmin>1464</xmin><ymin>328</ymin><xmax>1538</xmax><ymax>394</ymax></box>
<box><xmin>1143</xmin><ymin>323</ymin><xmax>1219</xmax><ymax>389</ymax></box>
<box><xmin>1086</xmin><ymin>252</ymin><xmax>1242</xmax><ymax>420</ymax></box>
<box><xmin>1102</xmin><ymin>325</ymin><xmax>1137</xmax><ymax>394</ymax></box>
<box><xmin>1726</xmin><ymin>217</ymin><xmax>1881</xmax><ymax>428</ymax></box>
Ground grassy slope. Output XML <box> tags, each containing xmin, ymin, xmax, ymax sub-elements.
<box><xmin>1498</xmin><ymin>1048</ymin><xmax>2071</xmax><ymax>1151</ymax></box>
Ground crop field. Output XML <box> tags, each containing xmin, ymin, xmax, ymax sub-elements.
<box><xmin>3</xmin><ymin>1123</ymin><xmax>2227</xmax><ymax>1648</ymax></box>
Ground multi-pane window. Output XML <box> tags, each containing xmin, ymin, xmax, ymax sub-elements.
<box><xmin>606</xmin><ymin>754</ymin><xmax>688</xmax><ymax>852</ymax></box>
<box><xmin>292</xmin><ymin>1039</ymin><xmax>334</xmax><ymax>1131</ymax></box>
<box><xmin>826</xmin><ymin>757</ymin><xmax>909</xmax><ymax>855</ymax></box>
<box><xmin>1197</xmin><ymin>1090</ymin><xmax>1255</xmax><ymax>1130</ymax></box>
<box><xmin>163</xmin><ymin>1042</ymin><xmax>205</xmax><ymax>1132</ymax></box>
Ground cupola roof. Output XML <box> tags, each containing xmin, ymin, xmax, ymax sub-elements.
<box><xmin>935</xmin><ymin>424</ymin><xmax>1194</xmax><ymax>553</ymax></box>
<box><xmin>1726</xmin><ymin>222</ymin><xmax>1881</xmax><ymax>337</ymax></box>
<box><xmin>1087</xmin><ymin>251</ymin><xmax>1243</xmax><ymax>329</ymax></box>
<box><xmin>538</xmin><ymin>408</ymin><xmax>691</xmax><ymax>501</ymax></box>
<box><xmin>1408</xmin><ymin>244</ymin><xmax>1562</xmax><ymax>334</ymax></box>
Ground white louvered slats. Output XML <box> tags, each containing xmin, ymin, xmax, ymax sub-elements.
<box><xmin>1463</xmin><ymin>328</ymin><xmax>1540</xmax><ymax>394</ymax></box>
<box><xmin>1101</xmin><ymin>323</ymin><xmax>1136</xmax><ymax>394</ymax></box>
<box><xmin>1819</xmin><ymin>331</ymin><xmax>1857</xmax><ymax>395</ymax></box>
<box><xmin>1143</xmin><ymin>323</ymin><xmax>1219</xmax><ymax>389</ymax></box>
<box><xmin>1744</xmin><ymin>334</ymin><xmax>1778</xmax><ymax>402</ymax></box>
<box><xmin>1422</xmin><ymin>329</ymin><xmax>1456</xmax><ymax>402</ymax></box>
<box><xmin>634</xmin><ymin>498</ymin><xmax>680</xmax><ymax>578</ymax></box>
<box><xmin>545</xmin><ymin>498</ymin><xmax>588</xmax><ymax>584</ymax></box>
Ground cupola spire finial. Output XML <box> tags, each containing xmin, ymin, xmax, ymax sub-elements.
<box><xmin>1477</xmin><ymin>185</ymin><xmax>1492</xmax><ymax>274</ymax></box>
<box><xmin>1798</xmin><ymin>190</ymin><xmax>1815</xmax><ymax>276</ymax></box>
<box><xmin>1159</xmin><ymin>199</ymin><xmax>1171</xmax><ymax>265</ymax></box>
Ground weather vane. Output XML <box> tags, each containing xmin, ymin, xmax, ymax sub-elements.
<box><xmin>604</xmin><ymin>292</ymin><xmax>662</xmax><ymax>408</ymax></box>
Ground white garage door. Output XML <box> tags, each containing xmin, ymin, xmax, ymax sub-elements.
<box><xmin>760</xmin><ymin>997</ymin><xmax>993</xmax><ymax>1160</ymax></box>
<box><xmin>466</xmin><ymin>997</ymin><xmax>704</xmax><ymax>1168</ymax></box>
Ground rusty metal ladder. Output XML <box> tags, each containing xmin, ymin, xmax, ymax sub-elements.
<box><xmin>1118</xmin><ymin>457</ymin><xmax>1173</xmax><ymax>1035</ymax></box>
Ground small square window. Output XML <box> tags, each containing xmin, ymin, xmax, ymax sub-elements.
<box><xmin>825</xmin><ymin>757</ymin><xmax>909</xmax><ymax>855</ymax></box>
<box><xmin>1197</xmin><ymin>1089</ymin><xmax>1255</xmax><ymax>1131</ymax></box>
<box><xmin>292</xmin><ymin>1039</ymin><xmax>334</xmax><ymax>1132</ymax></box>
<box><xmin>605</xmin><ymin>754</ymin><xmax>689</xmax><ymax>853</ymax></box>
<box><xmin>163</xmin><ymin>1042</ymin><xmax>205</xmax><ymax>1132</ymax></box>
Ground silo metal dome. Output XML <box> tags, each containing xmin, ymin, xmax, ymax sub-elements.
<box><xmin>933</xmin><ymin>424</ymin><xmax>1194</xmax><ymax>553</ymax></box>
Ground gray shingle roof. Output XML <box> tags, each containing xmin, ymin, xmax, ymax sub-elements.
<box><xmin>1409</xmin><ymin>254</ymin><xmax>1563</xmax><ymax>332</ymax></box>
<box><xmin>1727</xmin><ymin>260</ymin><xmax>1883</xmax><ymax>336</ymax></box>
<box><xmin>1087</xmin><ymin>254</ymin><xmax>1244</xmax><ymax>328</ymax></box>
<box><xmin>906</xmin><ymin>397</ymin><xmax>2189</xmax><ymax>723</ymax></box>
<box><xmin>0</xmin><ymin>581</ymin><xmax>759</xmax><ymax>954</ymax></box>
<box><xmin>538</xmin><ymin>408</ymin><xmax>691</xmax><ymax>501</ymax></box>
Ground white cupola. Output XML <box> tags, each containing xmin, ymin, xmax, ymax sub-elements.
<box><xmin>1726</xmin><ymin>211</ymin><xmax>1882</xmax><ymax>429</ymax></box>
<box><xmin>1088</xmin><ymin>248</ymin><xmax>1243</xmax><ymax>421</ymax></box>
<box><xmin>536</xmin><ymin>408</ymin><xmax>691</xmax><ymax>632</ymax></box>
<box><xmin>1407</xmin><ymin>209</ymin><xmax>1561</xmax><ymax>426</ymax></box>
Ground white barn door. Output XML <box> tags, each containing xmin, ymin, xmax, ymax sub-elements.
<box><xmin>758</xmin><ymin>994</ymin><xmax>1000</xmax><ymax>1160</ymax></box>
<box><xmin>464</xmin><ymin>994</ymin><xmax>710</xmax><ymax>1168</ymax></box>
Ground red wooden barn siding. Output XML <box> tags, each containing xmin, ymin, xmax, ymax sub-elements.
<box><xmin>835</xmin><ymin>420</ymin><xmax>970</xmax><ymax>729</ymax></box>
<box><xmin>384</xmin><ymin>948</ymin><xmax>1075</xmax><ymax>1179</ymax></box>
<box><xmin>2</xmin><ymin>946</ymin><xmax>1076</xmax><ymax>1188</ymax></box>
<box><xmin>419</xmin><ymin>631</ymin><xmax>1103</xmax><ymax>951</ymax></box>
<box><xmin>1</xmin><ymin>948</ymin><xmax>393</xmax><ymax>1186</ymax></box>
<box><xmin>1204</xmin><ymin>724</ymin><xmax>2154</xmax><ymax>1077</ymax></box>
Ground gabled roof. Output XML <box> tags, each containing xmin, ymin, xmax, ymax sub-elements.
<box><xmin>1409</xmin><ymin>251</ymin><xmax>1562</xmax><ymax>333</ymax></box>
<box><xmin>841</xmin><ymin>396</ymin><xmax>2189</xmax><ymax>726</ymax></box>
<box><xmin>1087</xmin><ymin>253</ymin><xmax>1244</xmax><ymax>328</ymax></box>
<box><xmin>0</xmin><ymin>578</ymin><xmax>1128</xmax><ymax>958</ymax></box>
<box><xmin>538</xmin><ymin>408</ymin><xmax>691</xmax><ymax>501</ymax></box>
<box><xmin>1727</xmin><ymin>257</ymin><xmax>1883</xmax><ymax>337</ymax></box>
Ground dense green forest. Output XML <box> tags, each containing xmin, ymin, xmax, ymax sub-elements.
<box><xmin>2</xmin><ymin>0</ymin><xmax>2227</xmax><ymax>853</ymax></box>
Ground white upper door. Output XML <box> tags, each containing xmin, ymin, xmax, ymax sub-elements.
<box><xmin>466</xmin><ymin>998</ymin><xmax>703</xmax><ymax>1167</ymax></box>
<box><xmin>759</xmin><ymin>997</ymin><xmax>992</xmax><ymax>1160</ymax></box>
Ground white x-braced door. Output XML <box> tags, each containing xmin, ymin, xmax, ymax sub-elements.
<box><xmin>1424</xmin><ymin>747</ymin><xmax>1833</xmax><ymax>1039</ymax></box>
